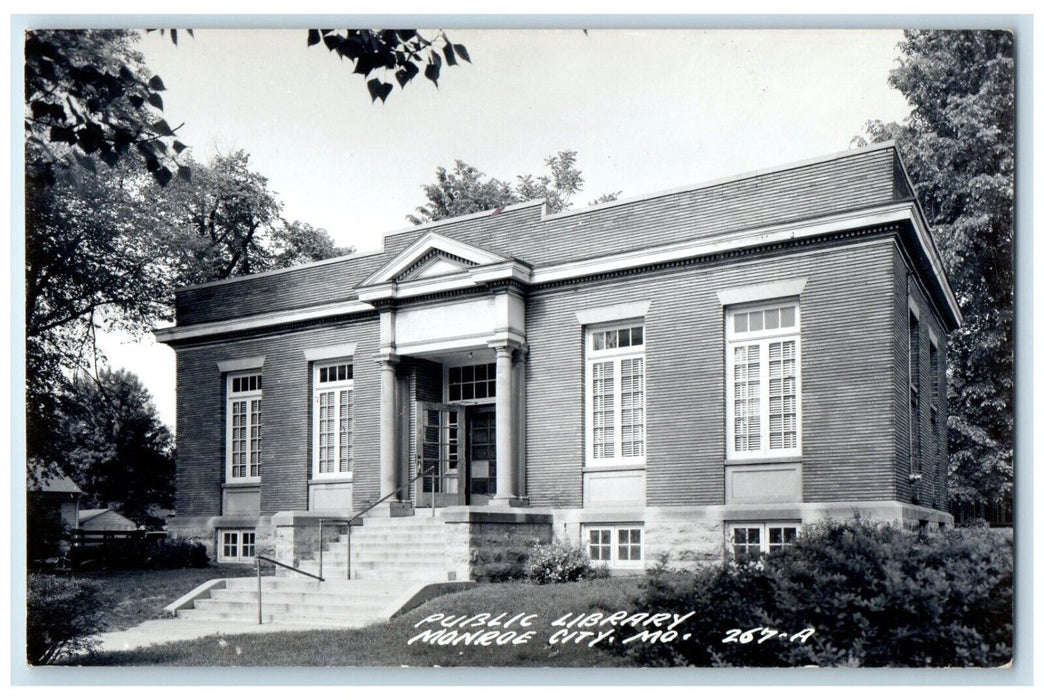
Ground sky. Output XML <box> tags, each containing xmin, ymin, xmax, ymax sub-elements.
<box><xmin>96</xmin><ymin>28</ymin><xmax>915</xmax><ymax>429</ymax></box>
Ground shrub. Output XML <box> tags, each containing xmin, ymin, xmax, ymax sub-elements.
<box><xmin>144</xmin><ymin>537</ymin><xmax>209</xmax><ymax>569</ymax></box>
<box><xmin>27</xmin><ymin>574</ymin><xmax>109</xmax><ymax>664</ymax></box>
<box><xmin>628</xmin><ymin>520</ymin><xmax>1013</xmax><ymax>668</ymax></box>
<box><xmin>523</xmin><ymin>540</ymin><xmax>610</xmax><ymax>584</ymax></box>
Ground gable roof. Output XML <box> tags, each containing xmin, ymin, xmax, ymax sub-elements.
<box><xmin>361</xmin><ymin>232</ymin><xmax>509</xmax><ymax>286</ymax></box>
<box><xmin>28</xmin><ymin>465</ymin><xmax>82</xmax><ymax>495</ymax></box>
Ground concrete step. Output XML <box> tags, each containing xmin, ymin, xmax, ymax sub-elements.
<box><xmin>209</xmin><ymin>589</ymin><xmax>396</xmax><ymax>608</ymax></box>
<box><xmin>193</xmin><ymin>599</ymin><xmax>388</xmax><ymax>619</ymax></box>
<box><xmin>176</xmin><ymin>607</ymin><xmax>384</xmax><ymax>627</ymax></box>
<box><xmin>301</xmin><ymin>551</ymin><xmax>446</xmax><ymax>565</ymax></box>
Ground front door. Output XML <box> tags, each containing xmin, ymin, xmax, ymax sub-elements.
<box><xmin>465</xmin><ymin>405</ymin><xmax>497</xmax><ymax>505</ymax></box>
<box><xmin>416</xmin><ymin>403</ymin><xmax>465</xmax><ymax>507</ymax></box>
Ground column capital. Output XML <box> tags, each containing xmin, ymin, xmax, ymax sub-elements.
<box><xmin>372</xmin><ymin>352</ymin><xmax>400</xmax><ymax>367</ymax></box>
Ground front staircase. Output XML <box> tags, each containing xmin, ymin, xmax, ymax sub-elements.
<box><xmin>295</xmin><ymin>514</ymin><xmax>451</xmax><ymax>581</ymax></box>
<box><xmin>173</xmin><ymin>577</ymin><xmax>409</xmax><ymax>627</ymax></box>
<box><xmin>167</xmin><ymin>515</ymin><xmax>467</xmax><ymax>627</ymax></box>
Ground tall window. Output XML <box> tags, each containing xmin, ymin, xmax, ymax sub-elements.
<box><xmin>586</xmin><ymin>322</ymin><xmax>645</xmax><ymax>466</ymax></box>
<box><xmin>929</xmin><ymin>341</ymin><xmax>940</xmax><ymax>465</ymax></box>
<box><xmin>726</xmin><ymin>301</ymin><xmax>801</xmax><ymax>459</ymax></box>
<box><xmin>909</xmin><ymin>312</ymin><xmax>921</xmax><ymax>474</ymax></box>
<box><xmin>227</xmin><ymin>372</ymin><xmax>262</xmax><ymax>481</ymax></box>
<box><xmin>313</xmin><ymin>361</ymin><xmax>354</xmax><ymax>478</ymax></box>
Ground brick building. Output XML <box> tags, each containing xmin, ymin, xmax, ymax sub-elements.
<box><xmin>156</xmin><ymin>142</ymin><xmax>960</xmax><ymax>580</ymax></box>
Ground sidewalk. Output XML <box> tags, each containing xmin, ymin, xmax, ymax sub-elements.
<box><xmin>94</xmin><ymin>617</ymin><xmax>351</xmax><ymax>653</ymax></box>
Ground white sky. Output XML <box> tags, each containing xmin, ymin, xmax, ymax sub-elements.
<box><xmin>96</xmin><ymin>28</ymin><xmax>914</xmax><ymax>430</ymax></box>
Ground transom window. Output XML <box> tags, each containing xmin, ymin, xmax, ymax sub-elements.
<box><xmin>726</xmin><ymin>301</ymin><xmax>801</xmax><ymax>459</ymax></box>
<box><xmin>587</xmin><ymin>321</ymin><xmax>646</xmax><ymax>466</ymax></box>
<box><xmin>218</xmin><ymin>529</ymin><xmax>256</xmax><ymax>563</ymax></box>
<box><xmin>584</xmin><ymin>524</ymin><xmax>644</xmax><ymax>568</ymax></box>
<box><xmin>590</xmin><ymin>325</ymin><xmax>644</xmax><ymax>351</ymax></box>
<box><xmin>729</xmin><ymin>522</ymin><xmax>800</xmax><ymax>560</ymax></box>
<box><xmin>313</xmin><ymin>361</ymin><xmax>354</xmax><ymax>478</ymax></box>
<box><xmin>448</xmin><ymin>363</ymin><xmax>496</xmax><ymax>402</ymax></box>
<box><xmin>227</xmin><ymin>372</ymin><xmax>262</xmax><ymax>481</ymax></box>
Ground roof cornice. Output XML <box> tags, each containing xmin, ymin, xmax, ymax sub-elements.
<box><xmin>156</xmin><ymin>200</ymin><xmax>960</xmax><ymax>345</ymax></box>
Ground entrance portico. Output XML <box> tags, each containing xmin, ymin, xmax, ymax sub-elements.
<box><xmin>358</xmin><ymin>232</ymin><xmax>531</xmax><ymax>512</ymax></box>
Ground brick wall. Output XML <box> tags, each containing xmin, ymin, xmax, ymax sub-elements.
<box><xmin>175</xmin><ymin>317</ymin><xmax>380</xmax><ymax>517</ymax></box>
<box><xmin>892</xmin><ymin>246</ymin><xmax>949</xmax><ymax>508</ymax></box>
<box><xmin>524</xmin><ymin>235</ymin><xmax>901</xmax><ymax>509</ymax></box>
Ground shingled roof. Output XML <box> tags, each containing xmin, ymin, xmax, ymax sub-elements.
<box><xmin>166</xmin><ymin>142</ymin><xmax>957</xmax><ymax>335</ymax></box>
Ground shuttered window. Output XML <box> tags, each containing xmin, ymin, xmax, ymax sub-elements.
<box><xmin>227</xmin><ymin>372</ymin><xmax>262</xmax><ymax>481</ymax></box>
<box><xmin>726</xmin><ymin>302</ymin><xmax>801</xmax><ymax>459</ymax></box>
<box><xmin>313</xmin><ymin>361</ymin><xmax>354</xmax><ymax>478</ymax></box>
<box><xmin>587</xmin><ymin>322</ymin><xmax>645</xmax><ymax>466</ymax></box>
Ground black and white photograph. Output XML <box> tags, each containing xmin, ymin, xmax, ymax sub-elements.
<box><xmin>12</xmin><ymin>14</ymin><xmax>1023</xmax><ymax>683</ymax></box>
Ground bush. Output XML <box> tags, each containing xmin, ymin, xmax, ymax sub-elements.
<box><xmin>27</xmin><ymin>574</ymin><xmax>109</xmax><ymax>664</ymax></box>
<box><xmin>629</xmin><ymin>520</ymin><xmax>1013</xmax><ymax>668</ymax></box>
<box><xmin>144</xmin><ymin>537</ymin><xmax>209</xmax><ymax>569</ymax></box>
<box><xmin>523</xmin><ymin>540</ymin><xmax>611</xmax><ymax>584</ymax></box>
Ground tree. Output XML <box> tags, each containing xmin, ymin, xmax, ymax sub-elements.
<box><xmin>409</xmin><ymin>150</ymin><xmax>620</xmax><ymax>224</ymax></box>
<box><xmin>153</xmin><ymin>150</ymin><xmax>355</xmax><ymax>285</ymax></box>
<box><xmin>52</xmin><ymin>368</ymin><xmax>175</xmax><ymax>526</ymax></box>
<box><xmin>25</xmin><ymin>30</ymin><xmax>187</xmax><ymax>187</ymax></box>
<box><xmin>859</xmin><ymin>31</ymin><xmax>1014</xmax><ymax>514</ymax></box>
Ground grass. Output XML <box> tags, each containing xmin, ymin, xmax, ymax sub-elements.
<box><xmin>75</xmin><ymin>565</ymin><xmax>255</xmax><ymax>632</ymax></box>
<box><xmin>79</xmin><ymin>577</ymin><xmax>646</xmax><ymax>667</ymax></box>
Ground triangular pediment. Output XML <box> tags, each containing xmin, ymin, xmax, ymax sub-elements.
<box><xmin>397</xmin><ymin>250</ymin><xmax>474</xmax><ymax>282</ymax></box>
<box><xmin>360</xmin><ymin>232</ymin><xmax>508</xmax><ymax>287</ymax></box>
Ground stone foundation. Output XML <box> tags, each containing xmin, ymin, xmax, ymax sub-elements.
<box><xmin>441</xmin><ymin>509</ymin><xmax>553</xmax><ymax>581</ymax></box>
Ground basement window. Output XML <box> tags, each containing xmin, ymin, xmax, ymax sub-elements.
<box><xmin>217</xmin><ymin>529</ymin><xmax>256</xmax><ymax>563</ymax></box>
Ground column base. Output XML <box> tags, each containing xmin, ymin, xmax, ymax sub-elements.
<box><xmin>486</xmin><ymin>497</ymin><xmax>527</xmax><ymax>509</ymax></box>
<box><xmin>361</xmin><ymin>501</ymin><xmax>414</xmax><ymax>518</ymax></box>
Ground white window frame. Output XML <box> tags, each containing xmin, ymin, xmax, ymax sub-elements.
<box><xmin>728</xmin><ymin>522</ymin><xmax>801</xmax><ymax>558</ymax></box>
<box><xmin>217</xmin><ymin>529</ymin><xmax>256</xmax><ymax>563</ymax></box>
<box><xmin>312</xmin><ymin>360</ymin><xmax>354</xmax><ymax>480</ymax></box>
<box><xmin>585</xmin><ymin>320</ymin><xmax>646</xmax><ymax>468</ymax></box>
<box><xmin>226</xmin><ymin>372</ymin><xmax>262</xmax><ymax>483</ymax></box>
<box><xmin>725</xmin><ymin>300</ymin><xmax>802</xmax><ymax>461</ymax></box>
<box><xmin>583</xmin><ymin>524</ymin><xmax>644</xmax><ymax>569</ymax></box>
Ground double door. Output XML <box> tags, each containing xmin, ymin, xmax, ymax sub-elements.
<box><xmin>416</xmin><ymin>403</ymin><xmax>496</xmax><ymax>506</ymax></box>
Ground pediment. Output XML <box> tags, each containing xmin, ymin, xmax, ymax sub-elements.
<box><xmin>397</xmin><ymin>250</ymin><xmax>474</xmax><ymax>281</ymax></box>
<box><xmin>360</xmin><ymin>232</ymin><xmax>508</xmax><ymax>287</ymax></box>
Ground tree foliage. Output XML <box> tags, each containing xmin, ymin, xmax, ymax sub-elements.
<box><xmin>153</xmin><ymin>150</ymin><xmax>354</xmax><ymax>284</ymax></box>
<box><xmin>25</xmin><ymin>29</ymin><xmax>187</xmax><ymax>187</ymax></box>
<box><xmin>308</xmin><ymin>29</ymin><xmax>469</xmax><ymax>103</ymax></box>
<box><xmin>859</xmin><ymin>31</ymin><xmax>1014</xmax><ymax>511</ymax></box>
<box><xmin>51</xmin><ymin>369</ymin><xmax>175</xmax><ymax>526</ymax></box>
<box><xmin>409</xmin><ymin>150</ymin><xmax>620</xmax><ymax>224</ymax></box>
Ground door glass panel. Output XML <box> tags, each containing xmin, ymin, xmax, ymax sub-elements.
<box><xmin>468</xmin><ymin>410</ymin><xmax>496</xmax><ymax>496</ymax></box>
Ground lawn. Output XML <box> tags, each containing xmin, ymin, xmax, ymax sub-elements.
<box><xmin>76</xmin><ymin>565</ymin><xmax>255</xmax><ymax>632</ymax></box>
<box><xmin>80</xmin><ymin>577</ymin><xmax>647</xmax><ymax>667</ymax></box>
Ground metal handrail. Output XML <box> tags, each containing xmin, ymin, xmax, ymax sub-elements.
<box><xmin>253</xmin><ymin>554</ymin><xmax>324</xmax><ymax>625</ymax></box>
<box><xmin>317</xmin><ymin>464</ymin><xmax>448</xmax><ymax>580</ymax></box>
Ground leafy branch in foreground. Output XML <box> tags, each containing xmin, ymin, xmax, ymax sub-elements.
<box><xmin>308</xmin><ymin>29</ymin><xmax>470</xmax><ymax>103</ymax></box>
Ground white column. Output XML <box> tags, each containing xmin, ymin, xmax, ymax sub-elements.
<box><xmin>378</xmin><ymin>357</ymin><xmax>399</xmax><ymax>500</ymax></box>
<box><xmin>492</xmin><ymin>345</ymin><xmax>517</xmax><ymax>504</ymax></box>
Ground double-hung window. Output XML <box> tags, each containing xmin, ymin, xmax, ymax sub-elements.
<box><xmin>226</xmin><ymin>372</ymin><xmax>262</xmax><ymax>482</ymax></box>
<box><xmin>726</xmin><ymin>301</ymin><xmax>801</xmax><ymax>460</ymax></box>
<box><xmin>313</xmin><ymin>361</ymin><xmax>354</xmax><ymax>479</ymax></box>
<box><xmin>586</xmin><ymin>322</ymin><xmax>646</xmax><ymax>466</ymax></box>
